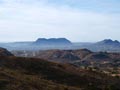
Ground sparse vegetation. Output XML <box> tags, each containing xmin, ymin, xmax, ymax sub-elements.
<box><xmin>0</xmin><ymin>56</ymin><xmax>120</xmax><ymax>90</ymax></box>
<box><xmin>0</xmin><ymin>48</ymin><xmax>120</xmax><ymax>90</ymax></box>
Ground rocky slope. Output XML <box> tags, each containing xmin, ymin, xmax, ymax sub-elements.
<box><xmin>0</xmin><ymin>56</ymin><xmax>120</xmax><ymax>90</ymax></box>
<box><xmin>0</xmin><ymin>47</ymin><xmax>13</xmax><ymax>56</ymax></box>
<box><xmin>1</xmin><ymin>48</ymin><xmax>120</xmax><ymax>90</ymax></box>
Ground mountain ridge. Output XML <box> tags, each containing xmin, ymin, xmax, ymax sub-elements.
<box><xmin>96</xmin><ymin>39</ymin><xmax>120</xmax><ymax>46</ymax></box>
<box><xmin>0</xmin><ymin>38</ymin><xmax>120</xmax><ymax>52</ymax></box>
<box><xmin>34</xmin><ymin>38</ymin><xmax>72</xmax><ymax>45</ymax></box>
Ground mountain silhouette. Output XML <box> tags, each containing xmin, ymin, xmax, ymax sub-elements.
<box><xmin>96</xmin><ymin>39</ymin><xmax>120</xmax><ymax>46</ymax></box>
<box><xmin>34</xmin><ymin>38</ymin><xmax>72</xmax><ymax>45</ymax></box>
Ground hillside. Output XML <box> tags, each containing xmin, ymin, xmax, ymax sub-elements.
<box><xmin>12</xmin><ymin>49</ymin><xmax>120</xmax><ymax>76</ymax></box>
<box><xmin>0</xmin><ymin>56</ymin><xmax>120</xmax><ymax>90</ymax></box>
<box><xmin>13</xmin><ymin>48</ymin><xmax>120</xmax><ymax>64</ymax></box>
<box><xmin>12</xmin><ymin>49</ymin><xmax>92</xmax><ymax>63</ymax></box>
<box><xmin>0</xmin><ymin>48</ymin><xmax>120</xmax><ymax>89</ymax></box>
<box><xmin>0</xmin><ymin>47</ymin><xmax>13</xmax><ymax>56</ymax></box>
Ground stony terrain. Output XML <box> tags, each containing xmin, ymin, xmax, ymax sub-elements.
<box><xmin>0</xmin><ymin>48</ymin><xmax>120</xmax><ymax>90</ymax></box>
<box><xmin>12</xmin><ymin>49</ymin><xmax>120</xmax><ymax>76</ymax></box>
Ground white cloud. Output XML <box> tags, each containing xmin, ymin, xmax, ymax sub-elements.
<box><xmin>0</xmin><ymin>0</ymin><xmax>119</xmax><ymax>42</ymax></box>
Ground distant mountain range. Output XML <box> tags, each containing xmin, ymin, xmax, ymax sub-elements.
<box><xmin>88</xmin><ymin>39</ymin><xmax>120</xmax><ymax>52</ymax></box>
<box><xmin>0</xmin><ymin>38</ymin><xmax>120</xmax><ymax>52</ymax></box>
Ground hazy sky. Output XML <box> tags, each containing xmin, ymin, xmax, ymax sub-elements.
<box><xmin>0</xmin><ymin>0</ymin><xmax>120</xmax><ymax>42</ymax></box>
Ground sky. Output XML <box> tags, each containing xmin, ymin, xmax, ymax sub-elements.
<box><xmin>0</xmin><ymin>0</ymin><xmax>120</xmax><ymax>42</ymax></box>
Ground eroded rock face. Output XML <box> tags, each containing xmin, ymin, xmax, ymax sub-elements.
<box><xmin>0</xmin><ymin>47</ymin><xmax>14</xmax><ymax>57</ymax></box>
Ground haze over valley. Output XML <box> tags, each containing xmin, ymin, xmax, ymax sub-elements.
<box><xmin>0</xmin><ymin>38</ymin><xmax>120</xmax><ymax>52</ymax></box>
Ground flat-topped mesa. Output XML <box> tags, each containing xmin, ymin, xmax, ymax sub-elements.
<box><xmin>34</xmin><ymin>38</ymin><xmax>72</xmax><ymax>45</ymax></box>
<box><xmin>0</xmin><ymin>47</ymin><xmax>14</xmax><ymax>57</ymax></box>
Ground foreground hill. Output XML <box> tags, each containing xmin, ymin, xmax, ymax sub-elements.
<box><xmin>0</xmin><ymin>48</ymin><xmax>120</xmax><ymax>89</ymax></box>
<box><xmin>0</xmin><ymin>56</ymin><xmax>120</xmax><ymax>90</ymax></box>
